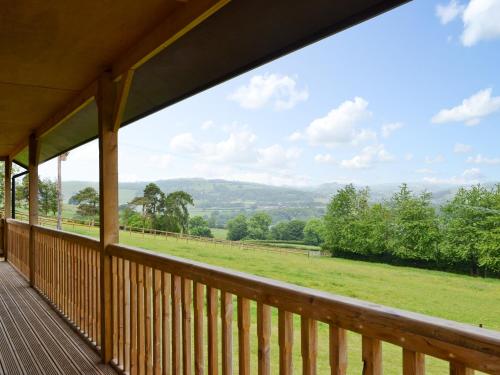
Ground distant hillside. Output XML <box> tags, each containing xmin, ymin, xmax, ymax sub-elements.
<box><xmin>61</xmin><ymin>178</ymin><xmax>494</xmax><ymax>224</ymax></box>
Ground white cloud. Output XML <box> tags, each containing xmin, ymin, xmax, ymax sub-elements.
<box><xmin>340</xmin><ymin>144</ymin><xmax>394</xmax><ymax>169</ymax></box>
<box><xmin>201</xmin><ymin>120</ymin><xmax>215</xmax><ymax>130</ymax></box>
<box><xmin>416</xmin><ymin>168</ymin><xmax>436</xmax><ymax>174</ymax></box>
<box><xmin>169</xmin><ymin>132</ymin><xmax>198</xmax><ymax>153</ymax></box>
<box><xmin>228</xmin><ymin>74</ymin><xmax>308</xmax><ymax>110</ymax></box>
<box><xmin>454</xmin><ymin>143</ymin><xmax>473</xmax><ymax>153</ymax></box>
<box><xmin>466</xmin><ymin>154</ymin><xmax>500</xmax><ymax>165</ymax></box>
<box><xmin>288</xmin><ymin>131</ymin><xmax>303</xmax><ymax>141</ymax></box>
<box><xmin>462</xmin><ymin>0</ymin><xmax>500</xmax><ymax>46</ymax></box>
<box><xmin>68</xmin><ymin>142</ymin><xmax>99</xmax><ymax>162</ymax></box>
<box><xmin>431</xmin><ymin>88</ymin><xmax>500</xmax><ymax>125</ymax></box>
<box><xmin>149</xmin><ymin>154</ymin><xmax>173</xmax><ymax>168</ymax></box>
<box><xmin>314</xmin><ymin>153</ymin><xmax>336</xmax><ymax>164</ymax></box>
<box><xmin>425</xmin><ymin>154</ymin><xmax>446</xmax><ymax>164</ymax></box>
<box><xmin>381</xmin><ymin>122</ymin><xmax>403</xmax><ymax>138</ymax></box>
<box><xmin>423</xmin><ymin>168</ymin><xmax>483</xmax><ymax>184</ymax></box>
<box><xmin>436</xmin><ymin>0</ymin><xmax>465</xmax><ymax>24</ymax></box>
<box><xmin>303</xmin><ymin>97</ymin><xmax>375</xmax><ymax>147</ymax></box>
<box><xmin>202</xmin><ymin>130</ymin><xmax>257</xmax><ymax>163</ymax></box>
<box><xmin>257</xmin><ymin>144</ymin><xmax>302</xmax><ymax>168</ymax></box>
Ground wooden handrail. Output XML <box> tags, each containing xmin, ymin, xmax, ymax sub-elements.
<box><xmin>107</xmin><ymin>242</ymin><xmax>500</xmax><ymax>374</ymax></box>
<box><xmin>32</xmin><ymin>224</ymin><xmax>100</xmax><ymax>251</ymax></box>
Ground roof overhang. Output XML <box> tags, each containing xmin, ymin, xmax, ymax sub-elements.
<box><xmin>1</xmin><ymin>0</ymin><xmax>410</xmax><ymax>167</ymax></box>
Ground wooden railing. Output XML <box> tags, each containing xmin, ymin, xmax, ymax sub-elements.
<box><xmin>32</xmin><ymin>225</ymin><xmax>102</xmax><ymax>348</ymax></box>
<box><xmin>6</xmin><ymin>219</ymin><xmax>30</xmax><ymax>278</ymax></box>
<box><xmin>3</xmin><ymin>219</ymin><xmax>500</xmax><ymax>374</ymax></box>
<box><xmin>107</xmin><ymin>243</ymin><xmax>500</xmax><ymax>375</ymax></box>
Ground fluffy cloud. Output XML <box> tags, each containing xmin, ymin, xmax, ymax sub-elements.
<box><xmin>149</xmin><ymin>154</ymin><xmax>173</xmax><ymax>168</ymax></box>
<box><xmin>314</xmin><ymin>154</ymin><xmax>336</xmax><ymax>164</ymax></box>
<box><xmin>381</xmin><ymin>122</ymin><xmax>403</xmax><ymax>138</ymax></box>
<box><xmin>425</xmin><ymin>154</ymin><xmax>446</xmax><ymax>164</ymax></box>
<box><xmin>257</xmin><ymin>144</ymin><xmax>301</xmax><ymax>168</ymax></box>
<box><xmin>436</xmin><ymin>0</ymin><xmax>500</xmax><ymax>46</ymax></box>
<box><xmin>300</xmin><ymin>97</ymin><xmax>375</xmax><ymax>147</ymax></box>
<box><xmin>228</xmin><ymin>74</ymin><xmax>308</xmax><ymax>110</ymax></box>
<box><xmin>169</xmin><ymin>132</ymin><xmax>198</xmax><ymax>153</ymax></box>
<box><xmin>288</xmin><ymin>131</ymin><xmax>303</xmax><ymax>142</ymax></box>
<box><xmin>436</xmin><ymin>0</ymin><xmax>465</xmax><ymax>24</ymax></box>
<box><xmin>462</xmin><ymin>0</ymin><xmax>500</xmax><ymax>46</ymax></box>
<box><xmin>201</xmin><ymin>120</ymin><xmax>215</xmax><ymax>130</ymax></box>
<box><xmin>423</xmin><ymin>168</ymin><xmax>483</xmax><ymax>184</ymax></box>
<box><xmin>340</xmin><ymin>144</ymin><xmax>393</xmax><ymax>169</ymax></box>
<box><xmin>169</xmin><ymin>130</ymin><xmax>257</xmax><ymax>163</ymax></box>
<box><xmin>454</xmin><ymin>143</ymin><xmax>473</xmax><ymax>153</ymax></box>
<box><xmin>466</xmin><ymin>154</ymin><xmax>500</xmax><ymax>165</ymax></box>
<box><xmin>431</xmin><ymin>88</ymin><xmax>500</xmax><ymax>125</ymax></box>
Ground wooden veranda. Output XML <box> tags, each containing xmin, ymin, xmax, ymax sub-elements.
<box><xmin>1</xmin><ymin>0</ymin><xmax>500</xmax><ymax>374</ymax></box>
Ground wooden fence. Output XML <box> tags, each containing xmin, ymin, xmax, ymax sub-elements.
<box><xmin>6</xmin><ymin>219</ymin><xmax>30</xmax><ymax>279</ymax></box>
<box><xmin>15</xmin><ymin>211</ymin><xmax>319</xmax><ymax>257</ymax></box>
<box><xmin>3</xmin><ymin>218</ymin><xmax>500</xmax><ymax>374</ymax></box>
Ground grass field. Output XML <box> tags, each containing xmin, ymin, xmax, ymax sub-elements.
<box><xmin>209</xmin><ymin>227</ymin><xmax>228</xmax><ymax>239</ymax></box>
<box><xmin>52</xmin><ymin>222</ymin><xmax>500</xmax><ymax>374</ymax></box>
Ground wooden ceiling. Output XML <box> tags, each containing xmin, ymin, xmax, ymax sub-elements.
<box><xmin>0</xmin><ymin>0</ymin><xmax>409</xmax><ymax>166</ymax></box>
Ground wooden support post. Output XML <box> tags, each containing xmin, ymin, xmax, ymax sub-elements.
<box><xmin>98</xmin><ymin>71</ymin><xmax>120</xmax><ymax>363</ymax></box>
<box><xmin>3</xmin><ymin>157</ymin><xmax>11</xmax><ymax>259</ymax></box>
<box><xmin>29</xmin><ymin>133</ymin><xmax>39</xmax><ymax>286</ymax></box>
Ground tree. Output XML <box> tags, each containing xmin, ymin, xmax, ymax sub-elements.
<box><xmin>226</xmin><ymin>214</ymin><xmax>248</xmax><ymax>241</ymax></box>
<box><xmin>303</xmin><ymin>219</ymin><xmax>325</xmax><ymax>246</ymax></box>
<box><xmin>143</xmin><ymin>183</ymin><xmax>165</xmax><ymax>219</ymax></box>
<box><xmin>161</xmin><ymin>191</ymin><xmax>194</xmax><ymax>233</ymax></box>
<box><xmin>247</xmin><ymin>212</ymin><xmax>272</xmax><ymax>240</ymax></box>
<box><xmin>323</xmin><ymin>184</ymin><xmax>370</xmax><ymax>255</ymax></box>
<box><xmin>284</xmin><ymin>219</ymin><xmax>306</xmax><ymax>241</ymax></box>
<box><xmin>389</xmin><ymin>184</ymin><xmax>440</xmax><ymax>261</ymax></box>
<box><xmin>441</xmin><ymin>185</ymin><xmax>500</xmax><ymax>275</ymax></box>
<box><xmin>270</xmin><ymin>222</ymin><xmax>288</xmax><ymax>240</ymax></box>
<box><xmin>70</xmin><ymin>187</ymin><xmax>99</xmax><ymax>223</ymax></box>
<box><xmin>189</xmin><ymin>216</ymin><xmax>213</xmax><ymax>238</ymax></box>
<box><xmin>38</xmin><ymin>179</ymin><xmax>58</xmax><ymax>216</ymax></box>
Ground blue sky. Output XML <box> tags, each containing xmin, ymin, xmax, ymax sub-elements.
<box><xmin>39</xmin><ymin>0</ymin><xmax>500</xmax><ymax>186</ymax></box>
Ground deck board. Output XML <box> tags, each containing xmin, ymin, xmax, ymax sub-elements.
<box><xmin>0</xmin><ymin>261</ymin><xmax>116</xmax><ymax>375</ymax></box>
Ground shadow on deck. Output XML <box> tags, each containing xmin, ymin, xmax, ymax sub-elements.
<box><xmin>0</xmin><ymin>261</ymin><xmax>116</xmax><ymax>375</ymax></box>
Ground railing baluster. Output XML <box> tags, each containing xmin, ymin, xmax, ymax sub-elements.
<box><xmin>146</xmin><ymin>267</ymin><xmax>153</xmax><ymax>375</ymax></box>
<box><xmin>279</xmin><ymin>310</ymin><xmax>293</xmax><ymax>375</ymax></box>
<box><xmin>362</xmin><ymin>336</ymin><xmax>382</xmax><ymax>375</ymax></box>
<box><xmin>238</xmin><ymin>296</ymin><xmax>251</xmax><ymax>375</ymax></box>
<box><xmin>172</xmin><ymin>275</ymin><xmax>181</xmax><ymax>375</ymax></box>
<box><xmin>257</xmin><ymin>303</ymin><xmax>271</xmax><ymax>375</ymax></box>
<box><xmin>329</xmin><ymin>325</ymin><xmax>347</xmax><ymax>375</ymax></box>
<box><xmin>138</xmin><ymin>264</ymin><xmax>146</xmax><ymax>375</ymax></box>
<box><xmin>301</xmin><ymin>317</ymin><xmax>317</xmax><ymax>375</ymax></box>
<box><xmin>153</xmin><ymin>269</ymin><xmax>162</xmax><ymax>375</ymax></box>
<box><xmin>221</xmin><ymin>291</ymin><xmax>233</xmax><ymax>375</ymax></box>
<box><xmin>207</xmin><ymin>287</ymin><xmax>218</xmax><ymax>375</ymax></box>
<box><xmin>450</xmin><ymin>362</ymin><xmax>474</xmax><ymax>375</ymax></box>
<box><xmin>162</xmin><ymin>272</ymin><xmax>171</xmax><ymax>375</ymax></box>
<box><xmin>182</xmin><ymin>278</ymin><xmax>192</xmax><ymax>375</ymax></box>
<box><xmin>131</xmin><ymin>262</ymin><xmax>138</xmax><ymax>375</ymax></box>
<box><xmin>193</xmin><ymin>282</ymin><xmax>204</xmax><ymax>375</ymax></box>
<box><xmin>112</xmin><ymin>256</ymin><xmax>118</xmax><ymax>360</ymax></box>
<box><xmin>118</xmin><ymin>257</ymin><xmax>125</xmax><ymax>368</ymax></box>
<box><xmin>125</xmin><ymin>260</ymin><xmax>131</xmax><ymax>374</ymax></box>
<box><xmin>403</xmin><ymin>349</ymin><xmax>424</xmax><ymax>375</ymax></box>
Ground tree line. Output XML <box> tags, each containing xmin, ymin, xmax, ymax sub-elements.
<box><xmin>323</xmin><ymin>183</ymin><xmax>500</xmax><ymax>276</ymax></box>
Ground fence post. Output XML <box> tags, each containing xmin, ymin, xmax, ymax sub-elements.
<box><xmin>98</xmin><ymin>70</ymin><xmax>132</xmax><ymax>363</ymax></box>
<box><xmin>28</xmin><ymin>133</ymin><xmax>39</xmax><ymax>286</ymax></box>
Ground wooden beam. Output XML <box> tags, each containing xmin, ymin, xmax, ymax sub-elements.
<box><xmin>112</xmin><ymin>70</ymin><xmax>134</xmax><ymax>132</ymax></box>
<box><xmin>4</xmin><ymin>158</ymin><xmax>12</xmax><ymax>219</ymax></box>
<box><xmin>28</xmin><ymin>133</ymin><xmax>39</xmax><ymax>286</ymax></box>
<box><xmin>9</xmin><ymin>82</ymin><xmax>97</xmax><ymax>160</ymax></box>
<box><xmin>111</xmin><ymin>0</ymin><xmax>230</xmax><ymax>79</ymax></box>
<box><xmin>98</xmin><ymin>72</ymin><xmax>119</xmax><ymax>363</ymax></box>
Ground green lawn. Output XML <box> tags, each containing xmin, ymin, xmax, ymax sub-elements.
<box><xmin>56</xmin><ymin>222</ymin><xmax>500</xmax><ymax>374</ymax></box>
<box><xmin>210</xmin><ymin>227</ymin><xmax>228</xmax><ymax>240</ymax></box>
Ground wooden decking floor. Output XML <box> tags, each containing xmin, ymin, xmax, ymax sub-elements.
<box><xmin>0</xmin><ymin>261</ymin><xmax>116</xmax><ymax>375</ymax></box>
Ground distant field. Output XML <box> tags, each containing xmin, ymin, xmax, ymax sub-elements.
<box><xmin>244</xmin><ymin>240</ymin><xmax>321</xmax><ymax>251</ymax></box>
<box><xmin>210</xmin><ymin>227</ymin><xmax>228</xmax><ymax>239</ymax></box>
<box><xmin>49</xmin><ymin>221</ymin><xmax>500</xmax><ymax>375</ymax></box>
